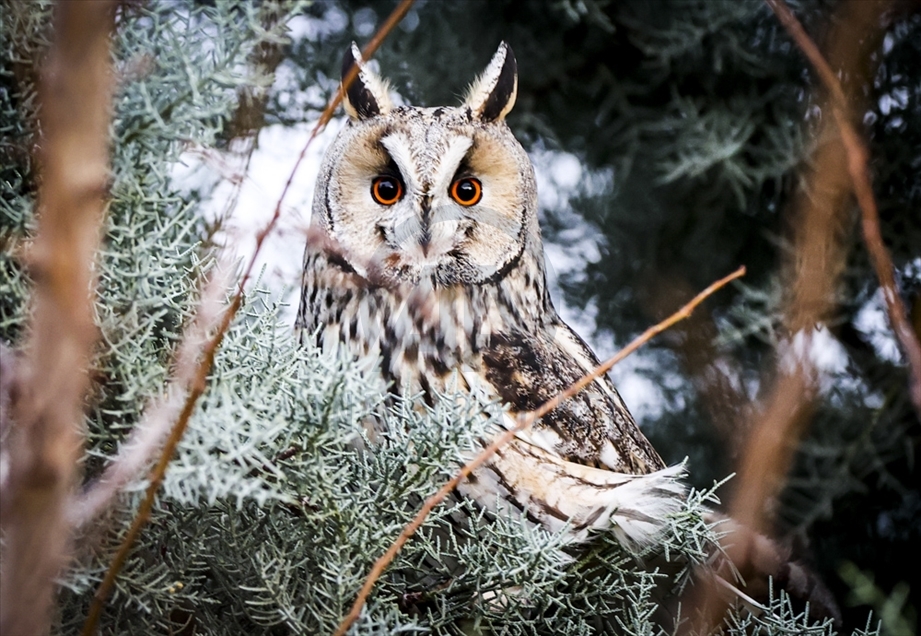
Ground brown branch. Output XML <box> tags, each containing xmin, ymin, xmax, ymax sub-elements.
<box><xmin>332</xmin><ymin>266</ymin><xmax>746</xmax><ymax>636</ymax></box>
<box><xmin>686</xmin><ymin>366</ymin><xmax>818</xmax><ymax>633</ymax></box>
<box><xmin>0</xmin><ymin>3</ymin><xmax>116</xmax><ymax>635</ymax></box>
<box><xmin>683</xmin><ymin>2</ymin><xmax>893</xmax><ymax>631</ymax></box>
<box><xmin>767</xmin><ymin>0</ymin><xmax>921</xmax><ymax>413</ymax></box>
<box><xmin>79</xmin><ymin>3</ymin><xmax>416</xmax><ymax>634</ymax></box>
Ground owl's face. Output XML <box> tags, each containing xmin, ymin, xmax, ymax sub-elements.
<box><xmin>314</xmin><ymin>43</ymin><xmax>539</xmax><ymax>287</ymax></box>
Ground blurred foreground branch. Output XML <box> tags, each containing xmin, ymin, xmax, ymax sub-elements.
<box><xmin>0</xmin><ymin>3</ymin><xmax>116</xmax><ymax>635</ymax></box>
<box><xmin>768</xmin><ymin>0</ymin><xmax>921</xmax><ymax>414</ymax></box>
<box><xmin>685</xmin><ymin>0</ymin><xmax>893</xmax><ymax>630</ymax></box>
<box><xmin>71</xmin><ymin>1</ymin><xmax>289</xmax><ymax>534</ymax></box>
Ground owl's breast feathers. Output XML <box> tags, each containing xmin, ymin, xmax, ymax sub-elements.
<box><xmin>299</xmin><ymin>241</ymin><xmax>685</xmax><ymax>548</ymax></box>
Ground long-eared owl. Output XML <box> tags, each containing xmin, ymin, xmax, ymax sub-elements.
<box><xmin>296</xmin><ymin>42</ymin><xmax>685</xmax><ymax>549</ymax></box>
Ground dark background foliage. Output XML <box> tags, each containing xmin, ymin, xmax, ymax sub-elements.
<box><xmin>267</xmin><ymin>0</ymin><xmax>921</xmax><ymax>630</ymax></box>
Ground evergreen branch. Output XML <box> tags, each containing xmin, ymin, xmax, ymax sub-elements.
<box><xmin>0</xmin><ymin>3</ymin><xmax>116</xmax><ymax>635</ymax></box>
<box><xmin>767</xmin><ymin>0</ymin><xmax>921</xmax><ymax>415</ymax></box>
<box><xmin>80</xmin><ymin>3</ymin><xmax>416</xmax><ymax>633</ymax></box>
<box><xmin>334</xmin><ymin>265</ymin><xmax>747</xmax><ymax>636</ymax></box>
<box><xmin>72</xmin><ymin>3</ymin><xmax>294</xmax><ymax>525</ymax></box>
<box><xmin>81</xmin><ymin>269</ymin><xmax>239</xmax><ymax>636</ymax></box>
<box><xmin>70</xmin><ymin>263</ymin><xmax>233</xmax><ymax>528</ymax></box>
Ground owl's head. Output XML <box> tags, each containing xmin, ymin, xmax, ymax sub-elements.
<box><xmin>313</xmin><ymin>42</ymin><xmax>540</xmax><ymax>288</ymax></box>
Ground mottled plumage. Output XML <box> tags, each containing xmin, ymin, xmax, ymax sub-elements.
<box><xmin>297</xmin><ymin>42</ymin><xmax>685</xmax><ymax>549</ymax></box>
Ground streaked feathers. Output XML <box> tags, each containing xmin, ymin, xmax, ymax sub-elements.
<box><xmin>298</xmin><ymin>42</ymin><xmax>685</xmax><ymax>554</ymax></box>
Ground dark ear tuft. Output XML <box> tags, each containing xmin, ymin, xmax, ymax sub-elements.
<box><xmin>464</xmin><ymin>42</ymin><xmax>518</xmax><ymax>122</ymax></box>
<box><xmin>341</xmin><ymin>42</ymin><xmax>389</xmax><ymax>119</ymax></box>
<box><xmin>480</xmin><ymin>44</ymin><xmax>517</xmax><ymax>122</ymax></box>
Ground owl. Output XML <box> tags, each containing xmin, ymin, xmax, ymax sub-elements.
<box><xmin>296</xmin><ymin>42</ymin><xmax>685</xmax><ymax>550</ymax></box>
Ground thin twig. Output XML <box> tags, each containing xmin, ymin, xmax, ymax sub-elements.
<box><xmin>0</xmin><ymin>3</ymin><xmax>116</xmax><ymax>635</ymax></box>
<box><xmin>767</xmin><ymin>0</ymin><xmax>921</xmax><ymax>413</ymax></box>
<box><xmin>333</xmin><ymin>266</ymin><xmax>746</xmax><ymax>636</ymax></box>
<box><xmin>74</xmin><ymin>3</ymin><xmax>290</xmax><ymax>529</ymax></box>
<box><xmin>79</xmin><ymin>3</ymin><xmax>415</xmax><ymax>634</ymax></box>
<box><xmin>764</xmin><ymin>0</ymin><xmax>849</xmax><ymax>108</ymax></box>
<box><xmin>682</xmin><ymin>3</ymin><xmax>893</xmax><ymax>630</ymax></box>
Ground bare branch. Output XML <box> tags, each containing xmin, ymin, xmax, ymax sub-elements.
<box><xmin>79</xmin><ymin>3</ymin><xmax>416</xmax><ymax>633</ymax></box>
<box><xmin>0</xmin><ymin>3</ymin><xmax>116</xmax><ymax>635</ymax></box>
<box><xmin>333</xmin><ymin>266</ymin><xmax>746</xmax><ymax>636</ymax></box>
<box><xmin>683</xmin><ymin>1</ymin><xmax>894</xmax><ymax>630</ymax></box>
<box><xmin>767</xmin><ymin>0</ymin><xmax>921</xmax><ymax>413</ymax></box>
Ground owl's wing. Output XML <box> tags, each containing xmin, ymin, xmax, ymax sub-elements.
<box><xmin>474</xmin><ymin>318</ymin><xmax>666</xmax><ymax>475</ymax></box>
<box><xmin>452</xmin><ymin>319</ymin><xmax>686</xmax><ymax>549</ymax></box>
<box><xmin>456</xmin><ymin>360</ymin><xmax>685</xmax><ymax>549</ymax></box>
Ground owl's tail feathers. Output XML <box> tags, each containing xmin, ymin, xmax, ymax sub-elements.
<box><xmin>469</xmin><ymin>441</ymin><xmax>687</xmax><ymax>551</ymax></box>
<box><xmin>578</xmin><ymin>462</ymin><xmax>688</xmax><ymax>550</ymax></box>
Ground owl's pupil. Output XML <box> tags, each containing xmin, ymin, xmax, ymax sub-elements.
<box><xmin>372</xmin><ymin>176</ymin><xmax>402</xmax><ymax>205</ymax></box>
<box><xmin>378</xmin><ymin>179</ymin><xmax>397</xmax><ymax>197</ymax></box>
<box><xmin>450</xmin><ymin>177</ymin><xmax>482</xmax><ymax>206</ymax></box>
<box><xmin>456</xmin><ymin>180</ymin><xmax>477</xmax><ymax>201</ymax></box>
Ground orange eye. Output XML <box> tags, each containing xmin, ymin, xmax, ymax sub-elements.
<box><xmin>371</xmin><ymin>176</ymin><xmax>403</xmax><ymax>205</ymax></box>
<box><xmin>450</xmin><ymin>177</ymin><xmax>482</xmax><ymax>206</ymax></box>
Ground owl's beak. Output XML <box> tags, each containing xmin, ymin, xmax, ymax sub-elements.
<box><xmin>418</xmin><ymin>231</ymin><xmax>431</xmax><ymax>256</ymax></box>
<box><xmin>418</xmin><ymin>195</ymin><xmax>433</xmax><ymax>256</ymax></box>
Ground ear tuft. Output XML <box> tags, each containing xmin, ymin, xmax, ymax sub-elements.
<box><xmin>341</xmin><ymin>42</ymin><xmax>392</xmax><ymax>120</ymax></box>
<box><xmin>464</xmin><ymin>42</ymin><xmax>518</xmax><ymax>122</ymax></box>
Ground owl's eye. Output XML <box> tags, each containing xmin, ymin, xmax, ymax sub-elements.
<box><xmin>450</xmin><ymin>177</ymin><xmax>482</xmax><ymax>206</ymax></box>
<box><xmin>371</xmin><ymin>176</ymin><xmax>403</xmax><ymax>205</ymax></box>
